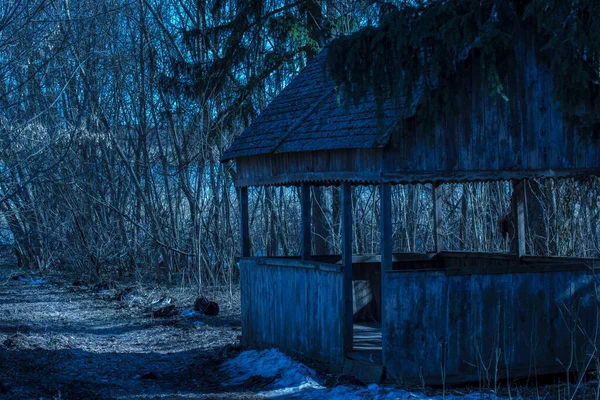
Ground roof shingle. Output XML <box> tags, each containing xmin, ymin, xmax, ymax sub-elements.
<box><xmin>221</xmin><ymin>48</ymin><xmax>410</xmax><ymax>161</ymax></box>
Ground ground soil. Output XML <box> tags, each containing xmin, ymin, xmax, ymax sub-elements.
<box><xmin>0</xmin><ymin>264</ymin><xmax>253</xmax><ymax>399</ymax></box>
<box><xmin>2</xmin><ymin>263</ymin><xmax>599</xmax><ymax>400</ymax></box>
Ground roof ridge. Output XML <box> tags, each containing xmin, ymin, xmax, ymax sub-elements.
<box><xmin>273</xmin><ymin>87</ymin><xmax>336</xmax><ymax>154</ymax></box>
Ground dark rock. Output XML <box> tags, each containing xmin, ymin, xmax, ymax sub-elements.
<box><xmin>217</xmin><ymin>343</ymin><xmax>243</xmax><ymax>358</ymax></box>
<box><xmin>72</xmin><ymin>280</ymin><xmax>87</xmax><ymax>287</ymax></box>
<box><xmin>92</xmin><ymin>281</ymin><xmax>116</xmax><ymax>292</ymax></box>
<box><xmin>336</xmin><ymin>374</ymin><xmax>367</xmax><ymax>387</ymax></box>
<box><xmin>194</xmin><ymin>296</ymin><xmax>219</xmax><ymax>316</ymax></box>
<box><xmin>116</xmin><ymin>286</ymin><xmax>136</xmax><ymax>301</ymax></box>
<box><xmin>11</xmin><ymin>275</ymin><xmax>25</xmax><ymax>281</ymax></box>
<box><xmin>0</xmin><ymin>382</ymin><xmax>10</xmax><ymax>394</ymax></box>
<box><xmin>2</xmin><ymin>334</ymin><xmax>21</xmax><ymax>348</ymax></box>
<box><xmin>140</xmin><ymin>372</ymin><xmax>160</xmax><ymax>380</ymax></box>
<box><xmin>15</xmin><ymin>324</ymin><xmax>31</xmax><ymax>334</ymax></box>
<box><xmin>324</xmin><ymin>374</ymin><xmax>336</xmax><ymax>387</ymax></box>
<box><xmin>244</xmin><ymin>374</ymin><xmax>279</xmax><ymax>389</ymax></box>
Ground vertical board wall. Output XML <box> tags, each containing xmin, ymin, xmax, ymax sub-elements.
<box><xmin>384</xmin><ymin>267</ymin><xmax>600</xmax><ymax>384</ymax></box>
<box><xmin>239</xmin><ymin>258</ymin><xmax>345</xmax><ymax>364</ymax></box>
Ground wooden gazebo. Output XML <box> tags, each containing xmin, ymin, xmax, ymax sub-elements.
<box><xmin>222</xmin><ymin>30</ymin><xmax>600</xmax><ymax>384</ymax></box>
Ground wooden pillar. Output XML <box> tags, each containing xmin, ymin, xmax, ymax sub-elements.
<box><xmin>341</xmin><ymin>182</ymin><xmax>353</xmax><ymax>352</ymax></box>
<box><xmin>460</xmin><ymin>183</ymin><xmax>468</xmax><ymax>249</ymax></box>
<box><xmin>380</xmin><ymin>182</ymin><xmax>392</xmax><ymax>365</ymax></box>
<box><xmin>513</xmin><ymin>179</ymin><xmax>527</xmax><ymax>258</ymax></box>
<box><xmin>239</xmin><ymin>187</ymin><xmax>250</xmax><ymax>257</ymax></box>
<box><xmin>380</xmin><ymin>183</ymin><xmax>393</xmax><ymax>271</ymax></box>
<box><xmin>432</xmin><ymin>183</ymin><xmax>443</xmax><ymax>253</ymax></box>
<box><xmin>301</xmin><ymin>183</ymin><xmax>311</xmax><ymax>260</ymax></box>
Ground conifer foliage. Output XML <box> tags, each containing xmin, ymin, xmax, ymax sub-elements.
<box><xmin>327</xmin><ymin>0</ymin><xmax>600</xmax><ymax>139</ymax></box>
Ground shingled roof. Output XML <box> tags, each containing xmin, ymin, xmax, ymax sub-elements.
<box><xmin>224</xmin><ymin>36</ymin><xmax>599</xmax><ymax>189</ymax></box>
<box><xmin>221</xmin><ymin>48</ymin><xmax>408</xmax><ymax>161</ymax></box>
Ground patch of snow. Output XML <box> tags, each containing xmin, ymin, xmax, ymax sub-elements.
<box><xmin>316</xmin><ymin>385</ymin><xmax>520</xmax><ymax>400</ymax></box>
<box><xmin>150</xmin><ymin>297</ymin><xmax>171</xmax><ymax>307</ymax></box>
<box><xmin>221</xmin><ymin>348</ymin><xmax>323</xmax><ymax>396</ymax></box>
<box><xmin>222</xmin><ymin>349</ymin><xmax>525</xmax><ymax>400</ymax></box>
<box><xmin>17</xmin><ymin>276</ymin><xmax>46</xmax><ymax>285</ymax></box>
<box><xmin>181</xmin><ymin>308</ymin><xmax>202</xmax><ymax>318</ymax></box>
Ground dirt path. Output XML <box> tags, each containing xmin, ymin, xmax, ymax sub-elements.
<box><xmin>4</xmin><ymin>265</ymin><xmax>591</xmax><ymax>400</ymax></box>
<box><xmin>0</xmin><ymin>265</ymin><xmax>252</xmax><ymax>399</ymax></box>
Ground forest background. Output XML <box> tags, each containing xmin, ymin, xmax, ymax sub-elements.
<box><xmin>1</xmin><ymin>0</ymin><xmax>598</xmax><ymax>289</ymax></box>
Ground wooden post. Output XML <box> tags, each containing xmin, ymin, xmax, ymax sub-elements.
<box><xmin>432</xmin><ymin>183</ymin><xmax>443</xmax><ymax>253</ymax></box>
<box><xmin>239</xmin><ymin>187</ymin><xmax>250</xmax><ymax>257</ymax></box>
<box><xmin>380</xmin><ymin>182</ymin><xmax>392</xmax><ymax>365</ymax></box>
<box><xmin>513</xmin><ymin>179</ymin><xmax>527</xmax><ymax>259</ymax></box>
<box><xmin>301</xmin><ymin>183</ymin><xmax>311</xmax><ymax>260</ymax></box>
<box><xmin>341</xmin><ymin>182</ymin><xmax>353</xmax><ymax>352</ymax></box>
<box><xmin>380</xmin><ymin>183</ymin><xmax>393</xmax><ymax>272</ymax></box>
<box><xmin>460</xmin><ymin>183</ymin><xmax>468</xmax><ymax>249</ymax></box>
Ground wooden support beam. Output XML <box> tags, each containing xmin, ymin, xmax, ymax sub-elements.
<box><xmin>432</xmin><ymin>183</ymin><xmax>443</xmax><ymax>253</ymax></box>
<box><xmin>460</xmin><ymin>184</ymin><xmax>468</xmax><ymax>249</ymax></box>
<box><xmin>239</xmin><ymin>187</ymin><xmax>250</xmax><ymax>257</ymax></box>
<box><xmin>301</xmin><ymin>183</ymin><xmax>311</xmax><ymax>260</ymax></box>
<box><xmin>380</xmin><ymin>183</ymin><xmax>393</xmax><ymax>272</ymax></box>
<box><xmin>380</xmin><ymin>182</ymin><xmax>392</xmax><ymax>366</ymax></box>
<box><xmin>341</xmin><ymin>182</ymin><xmax>353</xmax><ymax>353</ymax></box>
<box><xmin>513</xmin><ymin>179</ymin><xmax>527</xmax><ymax>258</ymax></box>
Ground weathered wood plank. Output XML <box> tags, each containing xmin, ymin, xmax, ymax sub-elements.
<box><xmin>513</xmin><ymin>179</ymin><xmax>527</xmax><ymax>258</ymax></box>
<box><xmin>380</xmin><ymin>183</ymin><xmax>393</xmax><ymax>273</ymax></box>
<box><xmin>384</xmin><ymin>265</ymin><xmax>600</xmax><ymax>384</ymax></box>
<box><xmin>341</xmin><ymin>182</ymin><xmax>353</xmax><ymax>353</ymax></box>
<box><xmin>432</xmin><ymin>183</ymin><xmax>443</xmax><ymax>253</ymax></box>
<box><xmin>239</xmin><ymin>258</ymin><xmax>344</xmax><ymax>364</ymax></box>
<box><xmin>239</xmin><ymin>187</ymin><xmax>250</xmax><ymax>257</ymax></box>
<box><xmin>301</xmin><ymin>183</ymin><xmax>311</xmax><ymax>260</ymax></box>
<box><xmin>380</xmin><ymin>183</ymin><xmax>392</xmax><ymax>365</ymax></box>
<box><xmin>260</xmin><ymin>257</ymin><xmax>342</xmax><ymax>272</ymax></box>
<box><xmin>235</xmin><ymin>153</ymin><xmax>600</xmax><ymax>187</ymax></box>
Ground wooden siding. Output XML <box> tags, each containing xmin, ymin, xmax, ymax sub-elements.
<box><xmin>228</xmin><ymin>29</ymin><xmax>599</xmax><ymax>187</ymax></box>
<box><xmin>235</xmin><ymin>148</ymin><xmax>600</xmax><ymax>187</ymax></box>
<box><xmin>235</xmin><ymin>149</ymin><xmax>384</xmax><ymax>187</ymax></box>
<box><xmin>239</xmin><ymin>257</ymin><xmax>345</xmax><ymax>364</ymax></box>
<box><xmin>383</xmin><ymin>264</ymin><xmax>600</xmax><ymax>384</ymax></box>
<box><xmin>382</xmin><ymin>30</ymin><xmax>600</xmax><ymax>180</ymax></box>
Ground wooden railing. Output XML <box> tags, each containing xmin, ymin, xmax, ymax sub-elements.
<box><xmin>383</xmin><ymin>264</ymin><xmax>600</xmax><ymax>384</ymax></box>
<box><xmin>239</xmin><ymin>257</ymin><xmax>345</xmax><ymax>364</ymax></box>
